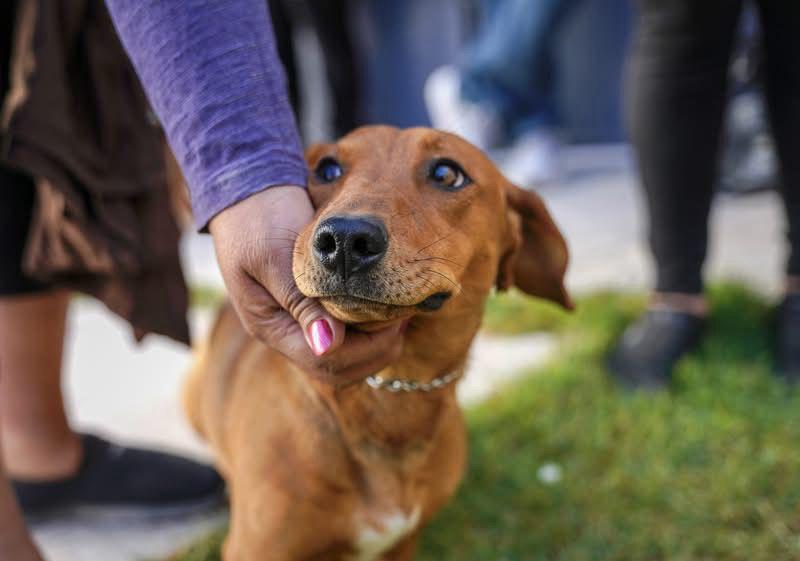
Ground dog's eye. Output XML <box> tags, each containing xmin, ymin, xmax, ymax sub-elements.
<box><xmin>429</xmin><ymin>160</ymin><xmax>470</xmax><ymax>190</ymax></box>
<box><xmin>314</xmin><ymin>158</ymin><xmax>343</xmax><ymax>183</ymax></box>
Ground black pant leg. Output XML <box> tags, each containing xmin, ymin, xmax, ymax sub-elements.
<box><xmin>268</xmin><ymin>0</ymin><xmax>301</xmax><ymax>120</ymax></box>
<box><xmin>626</xmin><ymin>0</ymin><xmax>743</xmax><ymax>294</ymax></box>
<box><xmin>757</xmin><ymin>0</ymin><xmax>800</xmax><ymax>277</ymax></box>
<box><xmin>303</xmin><ymin>0</ymin><xmax>360</xmax><ymax>137</ymax></box>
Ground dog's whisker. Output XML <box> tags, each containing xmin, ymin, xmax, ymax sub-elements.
<box><xmin>414</xmin><ymin>233</ymin><xmax>452</xmax><ymax>257</ymax></box>
<box><xmin>420</xmin><ymin>278</ymin><xmax>437</xmax><ymax>293</ymax></box>
<box><xmin>409</xmin><ymin>255</ymin><xmax>462</xmax><ymax>268</ymax></box>
<box><xmin>423</xmin><ymin>267</ymin><xmax>460</xmax><ymax>292</ymax></box>
<box><xmin>414</xmin><ymin>272</ymin><xmax>435</xmax><ymax>291</ymax></box>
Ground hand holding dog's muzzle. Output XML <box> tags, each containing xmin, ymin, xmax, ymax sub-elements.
<box><xmin>209</xmin><ymin>186</ymin><xmax>404</xmax><ymax>385</ymax></box>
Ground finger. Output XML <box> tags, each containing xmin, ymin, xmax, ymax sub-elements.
<box><xmin>231</xmin><ymin>245</ymin><xmax>346</xmax><ymax>360</ymax></box>
<box><xmin>280</xmin><ymin>283</ymin><xmax>346</xmax><ymax>357</ymax></box>
<box><xmin>224</xmin><ymin>272</ymin><xmax>283</xmax><ymax>342</ymax></box>
<box><xmin>260</xmin><ymin>314</ymin><xmax>404</xmax><ymax>381</ymax></box>
<box><xmin>247</xmin><ymin>230</ymin><xmax>347</xmax><ymax>357</ymax></box>
<box><xmin>254</xmin><ymin>269</ymin><xmax>346</xmax><ymax>357</ymax></box>
<box><xmin>302</xmin><ymin>323</ymin><xmax>405</xmax><ymax>378</ymax></box>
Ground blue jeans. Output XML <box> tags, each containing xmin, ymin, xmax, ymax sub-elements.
<box><xmin>460</xmin><ymin>0</ymin><xmax>581</xmax><ymax>139</ymax></box>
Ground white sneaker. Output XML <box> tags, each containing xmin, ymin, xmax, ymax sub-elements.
<box><xmin>500</xmin><ymin>130</ymin><xmax>562</xmax><ymax>188</ymax></box>
<box><xmin>424</xmin><ymin>65</ymin><xmax>503</xmax><ymax>151</ymax></box>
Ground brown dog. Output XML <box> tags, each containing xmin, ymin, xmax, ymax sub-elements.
<box><xmin>184</xmin><ymin>126</ymin><xmax>571</xmax><ymax>561</ymax></box>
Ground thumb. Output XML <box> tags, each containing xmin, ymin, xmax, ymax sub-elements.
<box><xmin>293</xmin><ymin>292</ymin><xmax>345</xmax><ymax>357</ymax></box>
<box><xmin>244</xmin><ymin>184</ymin><xmax>346</xmax><ymax>357</ymax></box>
<box><xmin>255</xmin><ymin>246</ymin><xmax>345</xmax><ymax>358</ymax></box>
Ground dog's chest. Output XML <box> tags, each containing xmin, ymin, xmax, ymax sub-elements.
<box><xmin>351</xmin><ymin>506</ymin><xmax>421</xmax><ymax>561</ymax></box>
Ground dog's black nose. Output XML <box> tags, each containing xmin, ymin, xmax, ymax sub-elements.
<box><xmin>312</xmin><ymin>216</ymin><xmax>388</xmax><ymax>280</ymax></box>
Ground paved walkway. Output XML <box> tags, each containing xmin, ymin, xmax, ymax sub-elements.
<box><xmin>32</xmin><ymin>146</ymin><xmax>786</xmax><ymax>560</ymax></box>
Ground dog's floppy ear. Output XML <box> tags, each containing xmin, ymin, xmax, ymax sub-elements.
<box><xmin>496</xmin><ymin>182</ymin><xmax>573</xmax><ymax>309</ymax></box>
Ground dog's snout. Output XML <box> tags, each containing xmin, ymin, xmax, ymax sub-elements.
<box><xmin>312</xmin><ymin>216</ymin><xmax>388</xmax><ymax>280</ymax></box>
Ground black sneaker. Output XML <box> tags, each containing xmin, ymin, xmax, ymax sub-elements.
<box><xmin>776</xmin><ymin>294</ymin><xmax>800</xmax><ymax>385</ymax></box>
<box><xmin>608</xmin><ymin>309</ymin><xmax>706</xmax><ymax>390</ymax></box>
<box><xmin>12</xmin><ymin>434</ymin><xmax>225</xmax><ymax>520</ymax></box>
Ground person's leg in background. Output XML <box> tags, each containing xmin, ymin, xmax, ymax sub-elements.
<box><xmin>268</xmin><ymin>0</ymin><xmax>301</xmax><ymax>120</ymax></box>
<box><xmin>462</xmin><ymin>0</ymin><xmax>579</xmax><ymax>186</ymax></box>
<box><xmin>0</xmin><ymin>5</ymin><xmax>45</xmax><ymax>557</ymax></box>
<box><xmin>0</xmin><ymin>168</ymin><xmax>223</xmax><ymax>549</ymax></box>
<box><xmin>0</xmin><ymin>174</ymin><xmax>78</xmax><ymax>475</ymax></box>
<box><xmin>0</xmin><ymin>4</ymin><xmax>220</xmax><ymax>554</ymax></box>
<box><xmin>608</xmin><ymin>0</ymin><xmax>743</xmax><ymax>389</ymax></box>
<box><xmin>304</xmin><ymin>0</ymin><xmax>361</xmax><ymax>138</ymax></box>
<box><xmin>267</xmin><ymin>0</ymin><xmax>360</xmax><ymax>140</ymax></box>
<box><xmin>0</xmin><ymin>449</ymin><xmax>43</xmax><ymax>561</ymax></box>
<box><xmin>758</xmin><ymin>0</ymin><xmax>800</xmax><ymax>381</ymax></box>
<box><xmin>0</xmin><ymin>175</ymin><xmax>52</xmax><ymax>561</ymax></box>
<box><xmin>425</xmin><ymin>0</ymin><xmax>580</xmax><ymax>186</ymax></box>
<box><xmin>425</xmin><ymin>0</ymin><xmax>505</xmax><ymax>151</ymax></box>
<box><xmin>0</xmin><ymin>293</ymin><xmax>73</xmax><ymax>561</ymax></box>
<box><xmin>460</xmin><ymin>0</ymin><xmax>572</xmax><ymax>130</ymax></box>
<box><xmin>0</xmin><ymin>290</ymin><xmax>77</xmax><ymax>480</ymax></box>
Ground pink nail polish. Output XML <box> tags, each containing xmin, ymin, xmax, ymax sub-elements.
<box><xmin>308</xmin><ymin>319</ymin><xmax>333</xmax><ymax>356</ymax></box>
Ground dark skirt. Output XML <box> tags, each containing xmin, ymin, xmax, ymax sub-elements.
<box><xmin>0</xmin><ymin>0</ymin><xmax>189</xmax><ymax>343</ymax></box>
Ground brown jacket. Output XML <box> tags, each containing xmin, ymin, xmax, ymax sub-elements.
<box><xmin>1</xmin><ymin>0</ymin><xmax>189</xmax><ymax>343</ymax></box>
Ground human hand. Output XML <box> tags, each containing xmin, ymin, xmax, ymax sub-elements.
<box><xmin>209</xmin><ymin>186</ymin><xmax>404</xmax><ymax>385</ymax></box>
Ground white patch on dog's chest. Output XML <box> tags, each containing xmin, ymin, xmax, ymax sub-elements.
<box><xmin>352</xmin><ymin>507</ymin><xmax>421</xmax><ymax>561</ymax></box>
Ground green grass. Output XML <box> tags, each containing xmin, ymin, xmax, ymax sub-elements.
<box><xmin>170</xmin><ymin>283</ymin><xmax>800</xmax><ymax>561</ymax></box>
<box><xmin>482</xmin><ymin>289</ymin><xmax>573</xmax><ymax>335</ymax></box>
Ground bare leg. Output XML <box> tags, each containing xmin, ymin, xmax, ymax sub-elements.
<box><xmin>0</xmin><ymin>291</ymin><xmax>81</xmax><ymax>480</ymax></box>
<box><xmin>0</xmin><ymin>290</ymin><xmax>79</xmax><ymax>560</ymax></box>
<box><xmin>0</xmin><ymin>432</ymin><xmax>45</xmax><ymax>561</ymax></box>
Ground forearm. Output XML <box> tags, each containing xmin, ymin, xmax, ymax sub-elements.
<box><xmin>105</xmin><ymin>0</ymin><xmax>307</xmax><ymax>229</ymax></box>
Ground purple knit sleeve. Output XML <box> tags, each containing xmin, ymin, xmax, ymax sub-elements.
<box><xmin>105</xmin><ymin>0</ymin><xmax>308</xmax><ymax>229</ymax></box>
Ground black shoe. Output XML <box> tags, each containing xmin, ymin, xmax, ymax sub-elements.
<box><xmin>776</xmin><ymin>294</ymin><xmax>800</xmax><ymax>385</ymax></box>
<box><xmin>608</xmin><ymin>309</ymin><xmax>706</xmax><ymax>390</ymax></box>
<box><xmin>12</xmin><ymin>434</ymin><xmax>225</xmax><ymax>520</ymax></box>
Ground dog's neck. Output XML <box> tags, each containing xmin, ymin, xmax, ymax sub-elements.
<box><xmin>308</xmin><ymin>291</ymin><xmax>487</xmax><ymax>459</ymax></box>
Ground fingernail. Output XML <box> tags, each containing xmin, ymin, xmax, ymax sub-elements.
<box><xmin>308</xmin><ymin>319</ymin><xmax>333</xmax><ymax>356</ymax></box>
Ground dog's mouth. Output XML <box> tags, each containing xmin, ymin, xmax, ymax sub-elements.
<box><xmin>416</xmin><ymin>291</ymin><xmax>452</xmax><ymax>311</ymax></box>
<box><xmin>324</xmin><ymin>290</ymin><xmax>451</xmax><ymax>309</ymax></box>
<box><xmin>323</xmin><ymin>291</ymin><xmax>452</xmax><ymax>310</ymax></box>
<box><xmin>318</xmin><ymin>291</ymin><xmax>453</xmax><ymax>323</ymax></box>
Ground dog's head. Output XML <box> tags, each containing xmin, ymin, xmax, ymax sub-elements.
<box><xmin>293</xmin><ymin>126</ymin><xmax>571</xmax><ymax>325</ymax></box>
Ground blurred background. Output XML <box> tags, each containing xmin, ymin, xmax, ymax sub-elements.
<box><xmin>19</xmin><ymin>1</ymin><xmax>798</xmax><ymax>560</ymax></box>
